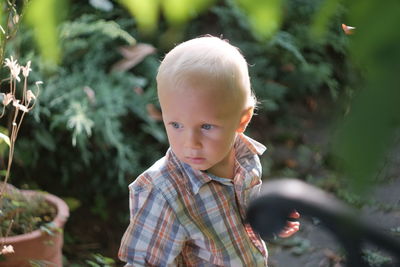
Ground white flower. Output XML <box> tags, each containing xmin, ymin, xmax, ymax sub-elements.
<box><xmin>12</xmin><ymin>99</ymin><xmax>20</xmax><ymax>107</ymax></box>
<box><xmin>13</xmin><ymin>14</ymin><xmax>19</xmax><ymax>24</ymax></box>
<box><xmin>21</xmin><ymin>61</ymin><xmax>32</xmax><ymax>77</ymax></box>
<box><xmin>0</xmin><ymin>245</ymin><xmax>14</xmax><ymax>255</ymax></box>
<box><xmin>12</xmin><ymin>99</ymin><xmax>29</xmax><ymax>113</ymax></box>
<box><xmin>26</xmin><ymin>90</ymin><xmax>36</xmax><ymax>103</ymax></box>
<box><xmin>2</xmin><ymin>93</ymin><xmax>14</xmax><ymax>106</ymax></box>
<box><xmin>19</xmin><ymin>104</ymin><xmax>29</xmax><ymax>113</ymax></box>
<box><xmin>4</xmin><ymin>56</ymin><xmax>21</xmax><ymax>82</ymax></box>
<box><xmin>4</xmin><ymin>56</ymin><xmax>17</xmax><ymax>68</ymax></box>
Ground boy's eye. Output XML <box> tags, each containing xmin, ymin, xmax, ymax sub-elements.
<box><xmin>201</xmin><ymin>124</ymin><xmax>213</xmax><ymax>130</ymax></box>
<box><xmin>170</xmin><ymin>122</ymin><xmax>181</xmax><ymax>129</ymax></box>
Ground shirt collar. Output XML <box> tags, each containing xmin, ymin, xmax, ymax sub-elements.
<box><xmin>235</xmin><ymin>133</ymin><xmax>266</xmax><ymax>156</ymax></box>
<box><xmin>167</xmin><ymin>150</ymin><xmax>211</xmax><ymax>194</ymax></box>
<box><xmin>166</xmin><ymin>133</ymin><xmax>266</xmax><ymax>195</ymax></box>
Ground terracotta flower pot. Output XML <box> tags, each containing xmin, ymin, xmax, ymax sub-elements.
<box><xmin>0</xmin><ymin>190</ymin><xmax>69</xmax><ymax>267</ymax></box>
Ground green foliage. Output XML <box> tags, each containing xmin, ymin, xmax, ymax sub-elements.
<box><xmin>271</xmin><ymin>236</ymin><xmax>312</xmax><ymax>256</ymax></box>
<box><xmin>118</xmin><ymin>0</ymin><xmax>215</xmax><ymax>33</ymax></box>
<box><xmin>362</xmin><ymin>250</ymin><xmax>393</xmax><ymax>267</ymax></box>
<box><xmin>390</xmin><ymin>226</ymin><xmax>400</xmax><ymax>236</ymax></box>
<box><xmin>0</xmin><ymin>184</ymin><xmax>57</xmax><ymax>236</ymax></box>
<box><xmin>235</xmin><ymin>0</ymin><xmax>282</xmax><ymax>39</ymax></box>
<box><xmin>329</xmin><ymin>0</ymin><xmax>400</xmax><ymax>193</ymax></box>
<box><xmin>85</xmin><ymin>253</ymin><xmax>115</xmax><ymax>267</ymax></box>
<box><xmin>7</xmin><ymin>0</ymin><xmax>352</xmax><ymax>208</ymax></box>
<box><xmin>187</xmin><ymin>0</ymin><xmax>350</xmax><ymax>112</ymax></box>
<box><xmin>12</xmin><ymin>13</ymin><xmax>165</xmax><ymax>201</ymax></box>
<box><xmin>2</xmin><ymin>0</ymin><xmax>397</xmax><ymax>264</ymax></box>
<box><xmin>30</xmin><ymin>260</ymin><xmax>60</xmax><ymax>267</ymax></box>
<box><xmin>4</xmin><ymin>0</ymin><xmax>352</xmax><ymax>207</ymax></box>
<box><xmin>24</xmin><ymin>0</ymin><xmax>68</xmax><ymax>64</ymax></box>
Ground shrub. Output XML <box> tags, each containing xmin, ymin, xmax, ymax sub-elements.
<box><xmin>9</xmin><ymin>0</ymin><xmax>353</xmax><ymax>207</ymax></box>
<box><xmin>186</xmin><ymin>0</ymin><xmax>351</xmax><ymax>112</ymax></box>
<box><xmin>11</xmin><ymin>12</ymin><xmax>166</xmax><ymax>205</ymax></box>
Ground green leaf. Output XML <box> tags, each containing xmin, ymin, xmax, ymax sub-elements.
<box><xmin>60</xmin><ymin>16</ymin><xmax>136</xmax><ymax>45</ymax></box>
<box><xmin>161</xmin><ymin>0</ymin><xmax>191</xmax><ymax>25</ymax></box>
<box><xmin>34</xmin><ymin>128</ymin><xmax>56</xmax><ymax>151</ymax></box>
<box><xmin>11</xmin><ymin>200</ymin><xmax>26</xmax><ymax>207</ymax></box>
<box><xmin>62</xmin><ymin>197</ymin><xmax>81</xmax><ymax>212</ymax></box>
<box><xmin>161</xmin><ymin>0</ymin><xmax>215</xmax><ymax>26</ymax></box>
<box><xmin>118</xmin><ymin>0</ymin><xmax>160</xmax><ymax>33</ymax></box>
<box><xmin>24</xmin><ymin>0</ymin><xmax>68</xmax><ymax>64</ymax></box>
<box><xmin>235</xmin><ymin>0</ymin><xmax>282</xmax><ymax>40</ymax></box>
<box><xmin>0</xmin><ymin>132</ymin><xmax>10</xmax><ymax>147</ymax></box>
<box><xmin>332</xmin><ymin>0</ymin><xmax>400</xmax><ymax>193</ymax></box>
<box><xmin>311</xmin><ymin>0</ymin><xmax>341</xmax><ymax>38</ymax></box>
<box><xmin>40</xmin><ymin>222</ymin><xmax>62</xmax><ymax>236</ymax></box>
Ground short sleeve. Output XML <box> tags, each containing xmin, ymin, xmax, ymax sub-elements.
<box><xmin>118</xmin><ymin>182</ymin><xmax>187</xmax><ymax>266</ymax></box>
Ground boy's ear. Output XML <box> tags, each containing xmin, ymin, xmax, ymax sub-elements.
<box><xmin>236</xmin><ymin>107</ymin><xmax>254</xmax><ymax>133</ymax></box>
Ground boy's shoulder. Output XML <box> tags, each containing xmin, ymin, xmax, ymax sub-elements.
<box><xmin>128</xmin><ymin>151</ymin><xmax>188</xmax><ymax>200</ymax></box>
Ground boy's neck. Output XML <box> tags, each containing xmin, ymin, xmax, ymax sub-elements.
<box><xmin>206</xmin><ymin>148</ymin><xmax>236</xmax><ymax>179</ymax></box>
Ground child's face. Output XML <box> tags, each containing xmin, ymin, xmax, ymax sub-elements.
<box><xmin>159</xmin><ymin>77</ymin><xmax>246</xmax><ymax>178</ymax></box>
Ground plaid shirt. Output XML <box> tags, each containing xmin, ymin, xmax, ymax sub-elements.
<box><xmin>119</xmin><ymin>133</ymin><xmax>268</xmax><ymax>266</ymax></box>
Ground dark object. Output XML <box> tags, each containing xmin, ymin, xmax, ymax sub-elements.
<box><xmin>246</xmin><ymin>178</ymin><xmax>400</xmax><ymax>267</ymax></box>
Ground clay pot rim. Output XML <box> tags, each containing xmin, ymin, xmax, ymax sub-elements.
<box><xmin>1</xmin><ymin>190</ymin><xmax>69</xmax><ymax>243</ymax></box>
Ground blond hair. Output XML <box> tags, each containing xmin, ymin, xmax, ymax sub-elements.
<box><xmin>157</xmin><ymin>36</ymin><xmax>256</xmax><ymax>110</ymax></box>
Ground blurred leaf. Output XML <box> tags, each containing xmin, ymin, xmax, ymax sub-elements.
<box><xmin>86</xmin><ymin>253</ymin><xmax>115</xmax><ymax>267</ymax></box>
<box><xmin>0</xmin><ymin>2</ymin><xmax>5</xmax><ymax>63</ymax></box>
<box><xmin>195</xmin><ymin>0</ymin><xmax>217</xmax><ymax>13</ymax></box>
<box><xmin>111</xmin><ymin>43</ymin><xmax>156</xmax><ymax>72</ymax></box>
<box><xmin>161</xmin><ymin>0</ymin><xmax>191</xmax><ymax>25</ymax></box>
<box><xmin>90</xmin><ymin>194</ymin><xmax>108</xmax><ymax>220</ymax></box>
<box><xmin>60</xmin><ymin>15</ymin><xmax>136</xmax><ymax>46</ymax></box>
<box><xmin>118</xmin><ymin>0</ymin><xmax>160</xmax><ymax>33</ymax></box>
<box><xmin>0</xmin><ymin>126</ymin><xmax>10</xmax><ymax>164</ymax></box>
<box><xmin>141</xmin><ymin>122</ymin><xmax>167</xmax><ymax>143</ymax></box>
<box><xmin>333</xmin><ymin>0</ymin><xmax>400</xmax><ymax>193</ymax></box>
<box><xmin>62</xmin><ymin>197</ymin><xmax>81</xmax><ymax>212</ymax></box>
<box><xmin>160</xmin><ymin>0</ymin><xmax>215</xmax><ymax>26</ymax></box>
<box><xmin>89</xmin><ymin>0</ymin><xmax>114</xmax><ymax>12</ymax></box>
<box><xmin>12</xmin><ymin>199</ymin><xmax>26</xmax><ymax>207</ymax></box>
<box><xmin>311</xmin><ymin>0</ymin><xmax>341</xmax><ymax>38</ymax></box>
<box><xmin>65</xmin><ymin>102</ymin><xmax>94</xmax><ymax>147</ymax></box>
<box><xmin>0</xmin><ymin>130</ymin><xmax>10</xmax><ymax>147</ymax></box>
<box><xmin>24</xmin><ymin>0</ymin><xmax>68</xmax><ymax>65</ymax></box>
<box><xmin>40</xmin><ymin>222</ymin><xmax>60</xmax><ymax>236</ymax></box>
<box><xmin>34</xmin><ymin>128</ymin><xmax>56</xmax><ymax>151</ymax></box>
<box><xmin>269</xmin><ymin>31</ymin><xmax>307</xmax><ymax>64</ymax></box>
<box><xmin>235</xmin><ymin>0</ymin><xmax>282</xmax><ymax>40</ymax></box>
<box><xmin>362</xmin><ymin>249</ymin><xmax>393</xmax><ymax>266</ymax></box>
<box><xmin>391</xmin><ymin>226</ymin><xmax>400</xmax><ymax>235</ymax></box>
<box><xmin>0</xmin><ymin>2</ymin><xmax>3</xmax><ymax>30</ymax></box>
<box><xmin>146</xmin><ymin>103</ymin><xmax>162</xmax><ymax>121</ymax></box>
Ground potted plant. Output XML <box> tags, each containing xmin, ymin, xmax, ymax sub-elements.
<box><xmin>0</xmin><ymin>2</ymin><xmax>69</xmax><ymax>266</ymax></box>
<box><xmin>0</xmin><ymin>56</ymin><xmax>69</xmax><ymax>267</ymax></box>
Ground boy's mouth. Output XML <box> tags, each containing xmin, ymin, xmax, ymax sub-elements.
<box><xmin>186</xmin><ymin>157</ymin><xmax>206</xmax><ymax>165</ymax></box>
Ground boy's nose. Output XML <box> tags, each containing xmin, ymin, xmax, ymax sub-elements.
<box><xmin>184</xmin><ymin>130</ymin><xmax>202</xmax><ymax>149</ymax></box>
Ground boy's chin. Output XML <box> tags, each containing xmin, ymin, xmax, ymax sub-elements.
<box><xmin>189</xmin><ymin>164</ymin><xmax>207</xmax><ymax>171</ymax></box>
<box><xmin>187</xmin><ymin>163</ymin><xmax>211</xmax><ymax>172</ymax></box>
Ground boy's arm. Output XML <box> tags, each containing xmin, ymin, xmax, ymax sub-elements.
<box><xmin>119</xmin><ymin>184</ymin><xmax>187</xmax><ymax>266</ymax></box>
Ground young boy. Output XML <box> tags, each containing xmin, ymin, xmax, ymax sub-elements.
<box><xmin>119</xmin><ymin>36</ymin><xmax>300</xmax><ymax>266</ymax></box>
